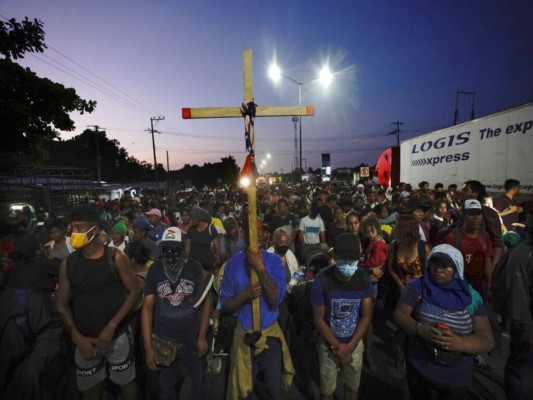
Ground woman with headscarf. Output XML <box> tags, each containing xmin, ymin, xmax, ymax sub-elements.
<box><xmin>186</xmin><ymin>207</ymin><xmax>220</xmax><ymax>273</ymax></box>
<box><xmin>394</xmin><ymin>244</ymin><xmax>494</xmax><ymax>400</ymax></box>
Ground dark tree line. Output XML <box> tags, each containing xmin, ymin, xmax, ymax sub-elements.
<box><xmin>43</xmin><ymin>130</ymin><xmax>240</xmax><ymax>186</ymax></box>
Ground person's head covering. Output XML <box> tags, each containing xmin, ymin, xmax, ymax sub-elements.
<box><xmin>160</xmin><ymin>227</ymin><xmax>186</xmax><ymax>283</ymax></box>
<box><xmin>161</xmin><ymin>227</ymin><xmax>183</xmax><ymax>248</ymax></box>
<box><xmin>190</xmin><ymin>207</ymin><xmax>211</xmax><ymax>223</ymax></box>
<box><xmin>223</xmin><ymin>216</ymin><xmax>237</xmax><ymax>231</ymax></box>
<box><xmin>69</xmin><ymin>206</ymin><xmax>102</xmax><ymax>226</ymax></box>
<box><xmin>462</xmin><ymin>199</ymin><xmax>482</xmax><ymax>214</ymax></box>
<box><xmin>333</xmin><ymin>233</ymin><xmax>361</xmax><ymax>260</ymax></box>
<box><xmin>145</xmin><ymin>208</ymin><xmax>161</xmax><ymax>218</ymax></box>
<box><xmin>132</xmin><ymin>217</ymin><xmax>151</xmax><ymax>231</ymax></box>
<box><xmin>112</xmin><ymin>220</ymin><xmax>127</xmax><ymax>237</ymax></box>
<box><xmin>503</xmin><ymin>231</ymin><xmax>522</xmax><ymax>248</ymax></box>
<box><xmin>422</xmin><ymin>244</ymin><xmax>471</xmax><ymax>310</ymax></box>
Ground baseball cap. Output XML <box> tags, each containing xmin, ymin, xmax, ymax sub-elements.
<box><xmin>357</xmin><ymin>184</ymin><xmax>364</xmax><ymax>189</ymax></box>
<box><xmin>463</xmin><ymin>199</ymin><xmax>482</xmax><ymax>212</ymax></box>
<box><xmin>161</xmin><ymin>227</ymin><xmax>182</xmax><ymax>248</ymax></box>
<box><xmin>223</xmin><ymin>216</ymin><xmax>237</xmax><ymax>231</ymax></box>
<box><xmin>145</xmin><ymin>208</ymin><xmax>162</xmax><ymax>218</ymax></box>
<box><xmin>132</xmin><ymin>217</ymin><xmax>151</xmax><ymax>231</ymax></box>
<box><xmin>333</xmin><ymin>233</ymin><xmax>360</xmax><ymax>260</ymax></box>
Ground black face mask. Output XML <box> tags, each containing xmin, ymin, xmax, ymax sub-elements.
<box><xmin>275</xmin><ymin>245</ymin><xmax>289</xmax><ymax>256</ymax></box>
<box><xmin>162</xmin><ymin>245</ymin><xmax>186</xmax><ymax>284</ymax></box>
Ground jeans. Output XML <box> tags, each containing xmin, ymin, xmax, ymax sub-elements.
<box><xmin>159</xmin><ymin>339</ymin><xmax>206</xmax><ymax>400</ymax></box>
<box><xmin>505</xmin><ymin>334</ymin><xmax>533</xmax><ymax>400</ymax></box>
<box><xmin>244</xmin><ymin>337</ymin><xmax>282</xmax><ymax>400</ymax></box>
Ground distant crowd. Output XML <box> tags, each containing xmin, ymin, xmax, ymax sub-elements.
<box><xmin>1</xmin><ymin>177</ymin><xmax>533</xmax><ymax>400</ymax></box>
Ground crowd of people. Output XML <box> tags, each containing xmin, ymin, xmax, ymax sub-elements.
<box><xmin>1</xmin><ymin>177</ymin><xmax>532</xmax><ymax>400</ymax></box>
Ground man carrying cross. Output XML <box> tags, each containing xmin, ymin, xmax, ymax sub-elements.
<box><xmin>182</xmin><ymin>50</ymin><xmax>309</xmax><ymax>399</ymax></box>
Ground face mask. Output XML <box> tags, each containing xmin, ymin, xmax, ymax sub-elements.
<box><xmin>336</xmin><ymin>260</ymin><xmax>359</xmax><ymax>278</ymax></box>
<box><xmin>275</xmin><ymin>245</ymin><xmax>289</xmax><ymax>256</ymax></box>
<box><xmin>162</xmin><ymin>246</ymin><xmax>186</xmax><ymax>284</ymax></box>
<box><xmin>70</xmin><ymin>226</ymin><xmax>96</xmax><ymax>250</ymax></box>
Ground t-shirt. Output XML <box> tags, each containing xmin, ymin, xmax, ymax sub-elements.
<box><xmin>401</xmin><ymin>279</ymin><xmax>487</xmax><ymax>388</ymax></box>
<box><xmin>299</xmin><ymin>216</ymin><xmax>325</xmax><ymax>245</ymax></box>
<box><xmin>148</xmin><ymin>223</ymin><xmax>167</xmax><ymax>245</ymax></box>
<box><xmin>220</xmin><ymin>235</ymin><xmax>246</xmax><ymax>259</ymax></box>
<box><xmin>493</xmin><ymin>194</ymin><xmax>520</xmax><ymax>231</ymax></box>
<box><xmin>269</xmin><ymin>213</ymin><xmax>299</xmax><ymax>239</ymax></box>
<box><xmin>219</xmin><ymin>250</ymin><xmax>286</xmax><ymax>331</ymax></box>
<box><xmin>310</xmin><ymin>266</ymin><xmax>375</xmax><ymax>343</ymax></box>
<box><xmin>442</xmin><ymin>229</ymin><xmax>493</xmax><ymax>277</ymax></box>
<box><xmin>187</xmin><ymin>224</ymin><xmax>218</xmax><ymax>271</ymax></box>
<box><xmin>361</xmin><ymin>239</ymin><xmax>388</xmax><ymax>269</ymax></box>
<box><xmin>144</xmin><ymin>258</ymin><xmax>213</xmax><ymax>342</ymax></box>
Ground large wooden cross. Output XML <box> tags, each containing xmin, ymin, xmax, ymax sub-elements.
<box><xmin>182</xmin><ymin>50</ymin><xmax>314</xmax><ymax>332</ymax></box>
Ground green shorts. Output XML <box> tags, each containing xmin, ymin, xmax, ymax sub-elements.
<box><xmin>317</xmin><ymin>337</ymin><xmax>364</xmax><ymax>395</ymax></box>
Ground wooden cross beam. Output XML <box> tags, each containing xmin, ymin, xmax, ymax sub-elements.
<box><xmin>182</xmin><ymin>50</ymin><xmax>314</xmax><ymax>332</ymax></box>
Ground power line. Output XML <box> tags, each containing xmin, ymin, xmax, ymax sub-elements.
<box><xmin>47</xmin><ymin>45</ymin><xmax>162</xmax><ymax>116</ymax></box>
<box><xmin>30</xmin><ymin>53</ymin><xmax>153</xmax><ymax>116</ymax></box>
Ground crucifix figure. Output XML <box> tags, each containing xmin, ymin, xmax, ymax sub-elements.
<box><xmin>182</xmin><ymin>49</ymin><xmax>314</xmax><ymax>333</ymax></box>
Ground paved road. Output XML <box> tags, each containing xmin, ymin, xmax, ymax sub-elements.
<box><xmin>191</xmin><ymin>309</ymin><xmax>533</xmax><ymax>400</ymax></box>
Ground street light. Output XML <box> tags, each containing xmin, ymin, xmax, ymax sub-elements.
<box><xmin>269</xmin><ymin>64</ymin><xmax>333</xmax><ymax>171</ymax></box>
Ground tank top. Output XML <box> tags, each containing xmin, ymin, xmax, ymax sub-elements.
<box><xmin>67</xmin><ymin>250</ymin><xmax>124</xmax><ymax>337</ymax></box>
<box><xmin>390</xmin><ymin>241</ymin><xmax>425</xmax><ymax>286</ymax></box>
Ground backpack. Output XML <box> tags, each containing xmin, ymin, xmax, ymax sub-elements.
<box><xmin>490</xmin><ymin>249</ymin><xmax>513</xmax><ymax>315</ymax></box>
<box><xmin>0</xmin><ymin>286</ymin><xmax>33</xmax><ymax>341</ymax></box>
<box><xmin>289</xmin><ymin>269</ymin><xmax>329</xmax><ymax>337</ymax></box>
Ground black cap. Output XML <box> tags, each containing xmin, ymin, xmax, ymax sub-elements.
<box><xmin>333</xmin><ymin>233</ymin><xmax>360</xmax><ymax>260</ymax></box>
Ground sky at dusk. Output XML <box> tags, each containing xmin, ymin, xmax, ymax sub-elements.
<box><xmin>3</xmin><ymin>1</ymin><xmax>533</xmax><ymax>175</ymax></box>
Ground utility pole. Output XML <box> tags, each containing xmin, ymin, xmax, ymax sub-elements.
<box><xmin>88</xmin><ymin>125</ymin><xmax>105</xmax><ymax>182</ymax></box>
<box><xmin>150</xmin><ymin>116</ymin><xmax>165</xmax><ymax>189</ymax></box>
<box><xmin>166</xmin><ymin>150</ymin><xmax>170</xmax><ymax>192</ymax></box>
<box><xmin>388</xmin><ymin>121</ymin><xmax>403</xmax><ymax>146</ymax></box>
<box><xmin>292</xmin><ymin>116</ymin><xmax>299</xmax><ymax>172</ymax></box>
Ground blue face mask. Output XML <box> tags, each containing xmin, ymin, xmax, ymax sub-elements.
<box><xmin>336</xmin><ymin>260</ymin><xmax>359</xmax><ymax>278</ymax></box>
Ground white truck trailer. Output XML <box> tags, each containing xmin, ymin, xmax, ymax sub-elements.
<box><xmin>399</xmin><ymin>102</ymin><xmax>533</xmax><ymax>194</ymax></box>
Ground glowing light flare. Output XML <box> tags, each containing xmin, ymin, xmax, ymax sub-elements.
<box><xmin>240</xmin><ymin>176</ymin><xmax>251</xmax><ymax>187</ymax></box>
<box><xmin>239</xmin><ymin>153</ymin><xmax>258</xmax><ymax>187</ymax></box>
<box><xmin>268</xmin><ymin>64</ymin><xmax>282</xmax><ymax>83</ymax></box>
<box><xmin>319</xmin><ymin>66</ymin><xmax>333</xmax><ymax>87</ymax></box>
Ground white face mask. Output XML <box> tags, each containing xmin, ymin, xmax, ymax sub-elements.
<box><xmin>336</xmin><ymin>260</ymin><xmax>359</xmax><ymax>278</ymax></box>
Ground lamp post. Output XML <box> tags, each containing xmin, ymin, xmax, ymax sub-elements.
<box><xmin>269</xmin><ymin>64</ymin><xmax>333</xmax><ymax>172</ymax></box>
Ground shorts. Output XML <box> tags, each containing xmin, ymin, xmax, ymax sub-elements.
<box><xmin>75</xmin><ymin>327</ymin><xmax>136</xmax><ymax>391</ymax></box>
<box><xmin>317</xmin><ymin>337</ymin><xmax>364</xmax><ymax>395</ymax></box>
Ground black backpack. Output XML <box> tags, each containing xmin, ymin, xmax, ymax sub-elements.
<box><xmin>490</xmin><ymin>244</ymin><xmax>533</xmax><ymax>315</ymax></box>
<box><xmin>0</xmin><ymin>286</ymin><xmax>33</xmax><ymax>341</ymax></box>
<box><xmin>490</xmin><ymin>249</ymin><xmax>512</xmax><ymax>315</ymax></box>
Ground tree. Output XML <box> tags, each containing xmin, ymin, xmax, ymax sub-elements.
<box><xmin>0</xmin><ymin>17</ymin><xmax>96</xmax><ymax>172</ymax></box>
